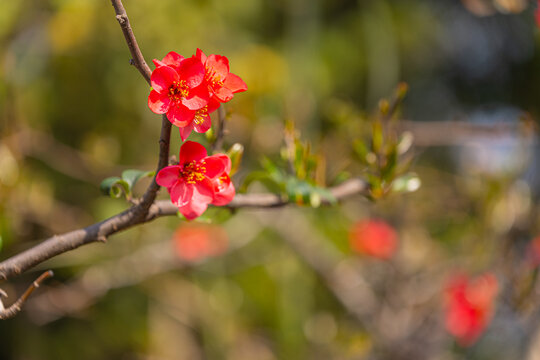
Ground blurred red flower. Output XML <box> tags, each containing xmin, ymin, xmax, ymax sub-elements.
<box><xmin>444</xmin><ymin>273</ymin><xmax>498</xmax><ymax>346</ymax></box>
<box><xmin>536</xmin><ymin>1</ymin><xmax>540</xmax><ymax>28</ymax></box>
<box><xmin>527</xmin><ymin>235</ymin><xmax>540</xmax><ymax>268</ymax></box>
<box><xmin>172</xmin><ymin>224</ymin><xmax>228</xmax><ymax>262</ymax></box>
<box><xmin>349</xmin><ymin>219</ymin><xmax>398</xmax><ymax>259</ymax></box>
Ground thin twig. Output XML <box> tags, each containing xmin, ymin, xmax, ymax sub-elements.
<box><xmin>0</xmin><ymin>270</ymin><xmax>53</xmax><ymax>320</ymax></box>
<box><xmin>212</xmin><ymin>105</ymin><xmax>227</xmax><ymax>152</ymax></box>
<box><xmin>110</xmin><ymin>0</ymin><xmax>152</xmax><ymax>84</ymax></box>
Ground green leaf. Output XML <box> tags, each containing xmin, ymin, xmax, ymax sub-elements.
<box><xmin>226</xmin><ymin>143</ymin><xmax>244</xmax><ymax>176</ymax></box>
<box><xmin>121</xmin><ymin>169</ymin><xmax>154</xmax><ymax>190</ymax></box>
<box><xmin>100</xmin><ymin>176</ymin><xmax>129</xmax><ymax>198</ymax></box>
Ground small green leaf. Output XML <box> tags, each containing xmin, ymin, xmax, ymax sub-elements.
<box><xmin>121</xmin><ymin>169</ymin><xmax>154</xmax><ymax>190</ymax></box>
<box><xmin>100</xmin><ymin>177</ymin><xmax>129</xmax><ymax>198</ymax></box>
<box><xmin>226</xmin><ymin>143</ymin><xmax>244</xmax><ymax>176</ymax></box>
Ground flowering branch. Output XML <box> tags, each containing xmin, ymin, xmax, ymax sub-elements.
<box><xmin>0</xmin><ymin>270</ymin><xmax>53</xmax><ymax>320</ymax></box>
<box><xmin>0</xmin><ymin>177</ymin><xmax>367</xmax><ymax>281</ymax></box>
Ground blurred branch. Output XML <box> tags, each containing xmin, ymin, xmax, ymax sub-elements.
<box><xmin>0</xmin><ymin>270</ymin><xmax>53</xmax><ymax>320</ymax></box>
<box><xmin>6</xmin><ymin>128</ymin><xmax>118</xmax><ymax>182</ymax></box>
<box><xmin>0</xmin><ymin>177</ymin><xmax>368</xmax><ymax>281</ymax></box>
<box><xmin>400</xmin><ymin>118</ymin><xmax>535</xmax><ymax>147</ymax></box>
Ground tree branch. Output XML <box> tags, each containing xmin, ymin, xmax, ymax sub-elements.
<box><xmin>0</xmin><ymin>178</ymin><xmax>368</xmax><ymax>281</ymax></box>
<box><xmin>0</xmin><ymin>270</ymin><xmax>53</xmax><ymax>320</ymax></box>
<box><xmin>111</xmin><ymin>0</ymin><xmax>152</xmax><ymax>84</ymax></box>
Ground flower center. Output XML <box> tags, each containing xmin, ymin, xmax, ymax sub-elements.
<box><xmin>193</xmin><ymin>106</ymin><xmax>208</xmax><ymax>125</ymax></box>
<box><xmin>205</xmin><ymin>69</ymin><xmax>224</xmax><ymax>88</ymax></box>
<box><xmin>181</xmin><ymin>160</ymin><xmax>206</xmax><ymax>184</ymax></box>
<box><xmin>168</xmin><ymin>80</ymin><xmax>190</xmax><ymax>101</ymax></box>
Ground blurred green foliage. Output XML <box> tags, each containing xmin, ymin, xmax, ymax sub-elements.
<box><xmin>1</xmin><ymin>0</ymin><xmax>540</xmax><ymax>359</ymax></box>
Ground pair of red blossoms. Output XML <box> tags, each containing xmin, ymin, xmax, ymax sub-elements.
<box><xmin>149</xmin><ymin>50</ymin><xmax>246</xmax><ymax>219</ymax></box>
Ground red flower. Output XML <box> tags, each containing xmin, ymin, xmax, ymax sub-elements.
<box><xmin>526</xmin><ymin>236</ymin><xmax>540</xmax><ymax>268</ymax></box>
<box><xmin>349</xmin><ymin>219</ymin><xmax>398</xmax><ymax>259</ymax></box>
<box><xmin>536</xmin><ymin>1</ymin><xmax>540</xmax><ymax>28</ymax></box>
<box><xmin>148</xmin><ymin>55</ymin><xmax>210</xmax><ymax>127</ymax></box>
<box><xmin>172</xmin><ymin>224</ymin><xmax>228</xmax><ymax>262</ymax></box>
<box><xmin>156</xmin><ymin>141</ymin><xmax>235</xmax><ymax>219</ymax></box>
<box><xmin>210</xmin><ymin>154</ymin><xmax>236</xmax><ymax>206</ymax></box>
<box><xmin>444</xmin><ymin>273</ymin><xmax>498</xmax><ymax>346</ymax></box>
<box><xmin>178</xmin><ymin>98</ymin><xmax>221</xmax><ymax>141</ymax></box>
<box><xmin>196</xmin><ymin>48</ymin><xmax>247</xmax><ymax>103</ymax></box>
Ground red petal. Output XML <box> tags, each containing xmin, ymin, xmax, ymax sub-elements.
<box><xmin>194</xmin><ymin>177</ymin><xmax>215</xmax><ymax>202</ymax></box>
<box><xmin>167</xmin><ymin>105</ymin><xmax>195</xmax><ymax>127</ymax></box>
<box><xmin>170</xmin><ymin>182</ymin><xmax>193</xmax><ymax>207</ymax></box>
<box><xmin>162</xmin><ymin>51</ymin><xmax>184</xmax><ymax>69</ymax></box>
<box><xmin>179</xmin><ymin>124</ymin><xmax>194</xmax><ymax>141</ymax></box>
<box><xmin>207</xmin><ymin>98</ymin><xmax>221</xmax><ymax>113</ymax></box>
<box><xmin>179</xmin><ymin>56</ymin><xmax>205</xmax><ymax>88</ymax></box>
<box><xmin>212</xmin><ymin>154</ymin><xmax>231</xmax><ymax>173</ymax></box>
<box><xmin>179</xmin><ymin>141</ymin><xmax>207</xmax><ymax>164</ymax></box>
<box><xmin>203</xmin><ymin>155</ymin><xmax>227</xmax><ymax>179</ymax></box>
<box><xmin>193</xmin><ymin>112</ymin><xmax>212</xmax><ymax>134</ymax></box>
<box><xmin>212</xmin><ymin>175</ymin><xmax>235</xmax><ymax>206</ymax></box>
<box><xmin>224</xmin><ymin>73</ymin><xmax>247</xmax><ymax>93</ymax></box>
<box><xmin>182</xmin><ymin>85</ymin><xmax>210</xmax><ymax>110</ymax></box>
<box><xmin>178</xmin><ymin>198</ymin><xmax>209</xmax><ymax>220</ymax></box>
<box><xmin>148</xmin><ymin>90</ymin><xmax>171</xmax><ymax>114</ymax></box>
<box><xmin>156</xmin><ymin>165</ymin><xmax>181</xmax><ymax>188</ymax></box>
<box><xmin>206</xmin><ymin>54</ymin><xmax>230</xmax><ymax>81</ymax></box>
<box><xmin>153</xmin><ymin>59</ymin><xmax>166</xmax><ymax>67</ymax></box>
<box><xmin>151</xmin><ymin>66</ymin><xmax>179</xmax><ymax>93</ymax></box>
<box><xmin>196</xmin><ymin>48</ymin><xmax>207</xmax><ymax>64</ymax></box>
<box><xmin>213</xmin><ymin>86</ymin><xmax>234</xmax><ymax>103</ymax></box>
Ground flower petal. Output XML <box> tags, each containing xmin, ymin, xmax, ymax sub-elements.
<box><xmin>167</xmin><ymin>105</ymin><xmax>195</xmax><ymax>127</ymax></box>
<box><xmin>203</xmin><ymin>155</ymin><xmax>228</xmax><ymax>179</ymax></box>
<box><xmin>194</xmin><ymin>177</ymin><xmax>215</xmax><ymax>203</ymax></box>
<box><xmin>182</xmin><ymin>85</ymin><xmax>210</xmax><ymax>110</ymax></box>
<box><xmin>206</xmin><ymin>54</ymin><xmax>230</xmax><ymax>81</ymax></box>
<box><xmin>148</xmin><ymin>90</ymin><xmax>171</xmax><ymax>114</ymax></box>
<box><xmin>213</xmin><ymin>86</ymin><xmax>234</xmax><ymax>103</ymax></box>
<box><xmin>179</xmin><ymin>141</ymin><xmax>207</xmax><ymax>164</ymax></box>
<box><xmin>178</xmin><ymin>198</ymin><xmax>209</xmax><ymax>220</ymax></box>
<box><xmin>212</xmin><ymin>154</ymin><xmax>231</xmax><ymax>173</ymax></box>
<box><xmin>153</xmin><ymin>59</ymin><xmax>166</xmax><ymax>67</ymax></box>
<box><xmin>170</xmin><ymin>181</ymin><xmax>194</xmax><ymax>207</ymax></box>
<box><xmin>193</xmin><ymin>112</ymin><xmax>212</xmax><ymax>134</ymax></box>
<box><xmin>196</xmin><ymin>48</ymin><xmax>207</xmax><ymax>64</ymax></box>
<box><xmin>150</xmin><ymin>65</ymin><xmax>179</xmax><ymax>93</ymax></box>
<box><xmin>156</xmin><ymin>165</ymin><xmax>181</xmax><ymax>188</ymax></box>
<box><xmin>162</xmin><ymin>51</ymin><xmax>184</xmax><ymax>69</ymax></box>
<box><xmin>179</xmin><ymin>56</ymin><xmax>205</xmax><ymax>88</ymax></box>
<box><xmin>212</xmin><ymin>174</ymin><xmax>235</xmax><ymax>206</ymax></box>
<box><xmin>224</xmin><ymin>73</ymin><xmax>247</xmax><ymax>93</ymax></box>
<box><xmin>179</xmin><ymin>124</ymin><xmax>194</xmax><ymax>141</ymax></box>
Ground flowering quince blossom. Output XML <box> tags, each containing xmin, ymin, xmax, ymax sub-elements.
<box><xmin>148</xmin><ymin>52</ymin><xmax>210</xmax><ymax>138</ymax></box>
<box><xmin>349</xmin><ymin>219</ymin><xmax>398</xmax><ymax>260</ymax></box>
<box><xmin>148</xmin><ymin>50</ymin><xmax>247</xmax><ymax>141</ymax></box>
<box><xmin>526</xmin><ymin>235</ymin><xmax>540</xmax><ymax>268</ymax></box>
<box><xmin>156</xmin><ymin>141</ymin><xmax>235</xmax><ymax>220</ymax></box>
<box><xmin>172</xmin><ymin>224</ymin><xmax>228</xmax><ymax>262</ymax></box>
<box><xmin>196</xmin><ymin>48</ymin><xmax>248</xmax><ymax>103</ymax></box>
<box><xmin>444</xmin><ymin>273</ymin><xmax>498</xmax><ymax>346</ymax></box>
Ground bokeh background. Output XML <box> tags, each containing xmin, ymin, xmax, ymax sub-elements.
<box><xmin>1</xmin><ymin>0</ymin><xmax>540</xmax><ymax>359</ymax></box>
